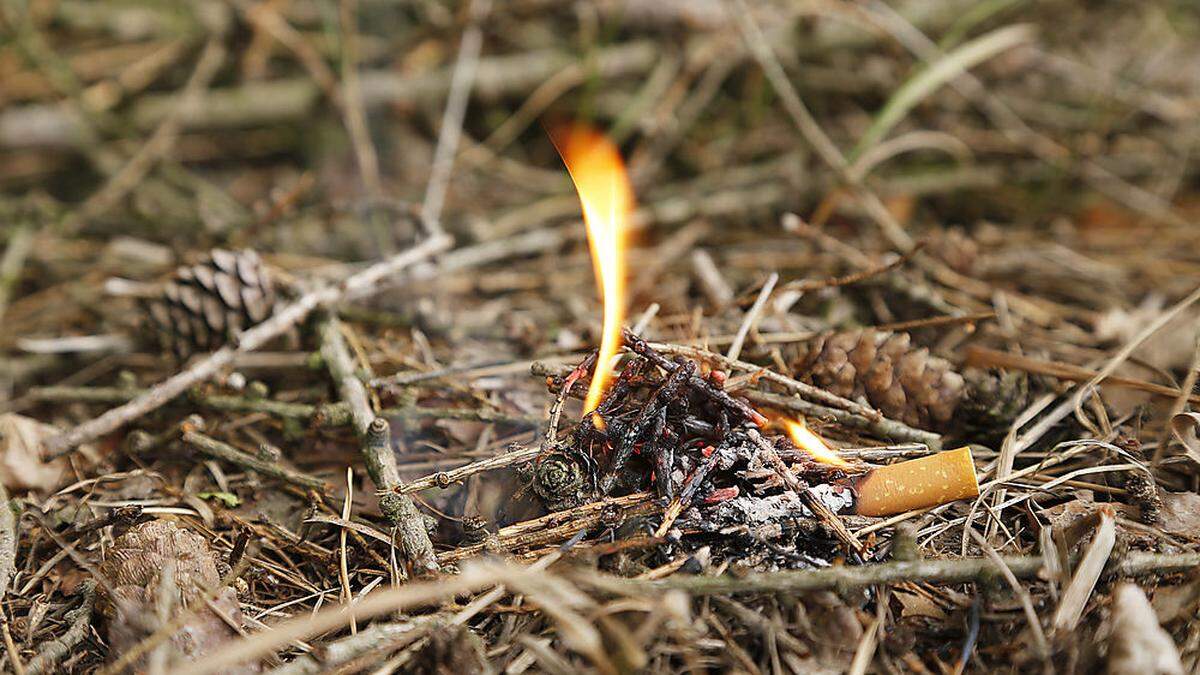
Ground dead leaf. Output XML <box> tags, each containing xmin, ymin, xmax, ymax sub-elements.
<box><xmin>1169</xmin><ymin>413</ymin><xmax>1200</xmax><ymax>465</ymax></box>
<box><xmin>1150</xmin><ymin>579</ymin><xmax>1200</xmax><ymax>624</ymax></box>
<box><xmin>1160</xmin><ymin>492</ymin><xmax>1200</xmax><ymax>537</ymax></box>
<box><xmin>0</xmin><ymin>413</ymin><xmax>72</xmax><ymax>491</ymax></box>
<box><xmin>894</xmin><ymin>589</ymin><xmax>947</xmax><ymax>620</ymax></box>
<box><xmin>1094</xmin><ymin>297</ymin><xmax>1200</xmax><ymax>372</ymax></box>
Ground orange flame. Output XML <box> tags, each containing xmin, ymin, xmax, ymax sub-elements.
<box><xmin>781</xmin><ymin>418</ymin><xmax>851</xmax><ymax>468</ymax></box>
<box><xmin>552</xmin><ymin>124</ymin><xmax>633</xmax><ymax>417</ymax></box>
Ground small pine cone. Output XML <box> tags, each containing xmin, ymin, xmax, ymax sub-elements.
<box><xmin>788</xmin><ymin>330</ymin><xmax>965</xmax><ymax>430</ymax></box>
<box><xmin>145</xmin><ymin>249</ymin><xmax>276</xmax><ymax>358</ymax></box>
<box><xmin>1115</xmin><ymin>437</ymin><xmax>1162</xmax><ymax>525</ymax></box>
<box><xmin>99</xmin><ymin>520</ymin><xmax>259</xmax><ymax>673</ymax></box>
<box><xmin>788</xmin><ymin>330</ymin><xmax>1026</xmax><ymax>435</ymax></box>
<box><xmin>953</xmin><ymin>366</ymin><xmax>1029</xmax><ymax>439</ymax></box>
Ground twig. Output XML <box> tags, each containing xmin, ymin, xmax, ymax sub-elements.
<box><xmin>532</xmin><ymin>345</ymin><xmax>939</xmax><ymax>446</ymax></box>
<box><xmin>28</xmin><ymin>386</ymin><xmax>539</xmax><ymax>428</ymax></box>
<box><xmin>419</xmin><ymin>0</ymin><xmax>490</xmax><ymax>238</ymax></box>
<box><xmin>437</xmin><ymin>492</ymin><xmax>658</xmax><ymax>565</ymax></box>
<box><xmin>372</xmin><ymin>352</ymin><xmax>583</xmax><ymax>388</ymax></box>
<box><xmin>318</xmin><ymin>317</ymin><xmax>374</xmax><ymax>435</ymax></box>
<box><xmin>782</xmin><ymin>247</ymin><xmax>917</xmax><ymax>293</ymax></box>
<box><xmin>0</xmin><ymin>483</ymin><xmax>14</xmax><ymax>602</ymax></box>
<box><xmin>318</xmin><ymin>316</ymin><xmax>439</xmax><ymax>574</ymax></box>
<box><xmin>23</xmin><ymin>583</ymin><xmax>96</xmax><ymax>675</ymax></box>
<box><xmin>182</xmin><ymin>428</ymin><xmax>330</xmax><ymax>494</ymax></box>
<box><xmin>43</xmin><ymin>233</ymin><xmax>451</xmax><ymax>458</ymax></box>
<box><xmin>690</xmin><ymin>249</ymin><xmax>734</xmax><ymax>308</ymax></box>
<box><xmin>395</xmin><ymin>444</ymin><xmax>540</xmax><ymax>495</ymax></box>
<box><xmin>872</xmin><ymin>311</ymin><xmax>995</xmax><ymax>333</ymax></box>
<box><xmin>2</xmin><ymin>42</ymin><xmax>660</xmax><ymax>149</ymax></box>
<box><xmin>726</xmin><ymin>272</ymin><xmax>777</xmax><ymax>362</ymax></box>
<box><xmin>648</xmin><ymin>340</ymin><xmax>942</xmax><ymax>447</ymax></box>
<box><xmin>743</xmin><ymin>389</ymin><xmax>935</xmax><ymax>446</ymax></box>
<box><xmin>367</xmin><ymin>419</ymin><xmax>440</xmax><ymax>575</ymax></box>
<box><xmin>586</xmin><ymin>550</ymin><xmax>1200</xmax><ymax>595</ymax></box>
<box><xmin>264</xmin><ymin>619</ymin><xmax>438</xmax><ymax>675</ymax></box>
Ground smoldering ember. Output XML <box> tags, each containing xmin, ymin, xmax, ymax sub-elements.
<box><xmin>2</xmin><ymin>2</ymin><xmax>1200</xmax><ymax>674</ymax></box>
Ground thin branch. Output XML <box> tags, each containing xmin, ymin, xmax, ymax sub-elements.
<box><xmin>395</xmin><ymin>444</ymin><xmax>540</xmax><ymax>495</ymax></box>
<box><xmin>43</xmin><ymin>233</ymin><xmax>451</xmax><ymax>458</ymax></box>
<box><xmin>747</xmin><ymin>428</ymin><xmax>864</xmax><ymax>557</ymax></box>
<box><xmin>585</xmin><ymin>550</ymin><xmax>1200</xmax><ymax>596</ymax></box>
<box><xmin>648</xmin><ymin>340</ymin><xmax>942</xmax><ymax>447</ymax></box>
<box><xmin>726</xmin><ymin>272</ymin><xmax>777</xmax><ymax>362</ymax></box>
<box><xmin>182</xmin><ymin>428</ymin><xmax>330</xmax><ymax>494</ymax></box>
<box><xmin>318</xmin><ymin>315</ymin><xmax>439</xmax><ymax>574</ymax></box>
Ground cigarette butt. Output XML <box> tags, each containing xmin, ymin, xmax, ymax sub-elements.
<box><xmin>853</xmin><ymin>447</ymin><xmax>979</xmax><ymax>517</ymax></box>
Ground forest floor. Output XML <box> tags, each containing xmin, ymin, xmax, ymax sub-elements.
<box><xmin>2</xmin><ymin>1</ymin><xmax>1200</xmax><ymax>673</ymax></box>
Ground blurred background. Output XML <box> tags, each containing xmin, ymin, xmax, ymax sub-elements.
<box><xmin>2</xmin><ymin>0</ymin><xmax>1199</xmax><ymax>348</ymax></box>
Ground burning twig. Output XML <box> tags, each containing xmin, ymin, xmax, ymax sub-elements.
<box><xmin>624</xmin><ymin>330</ymin><xmax>767</xmax><ymax>427</ymax></box>
<box><xmin>647</xmin><ymin>341</ymin><xmax>942</xmax><ymax>447</ymax></box>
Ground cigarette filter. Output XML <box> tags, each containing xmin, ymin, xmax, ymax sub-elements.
<box><xmin>853</xmin><ymin>447</ymin><xmax>980</xmax><ymax>517</ymax></box>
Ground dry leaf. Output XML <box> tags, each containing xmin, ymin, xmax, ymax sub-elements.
<box><xmin>894</xmin><ymin>589</ymin><xmax>947</xmax><ymax>620</ymax></box>
<box><xmin>0</xmin><ymin>413</ymin><xmax>73</xmax><ymax>491</ymax></box>
<box><xmin>1169</xmin><ymin>413</ymin><xmax>1200</xmax><ymax>466</ymax></box>
<box><xmin>1094</xmin><ymin>298</ymin><xmax>1200</xmax><ymax>372</ymax></box>
<box><xmin>1159</xmin><ymin>492</ymin><xmax>1200</xmax><ymax>537</ymax></box>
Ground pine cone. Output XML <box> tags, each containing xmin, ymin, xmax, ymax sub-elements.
<box><xmin>787</xmin><ymin>330</ymin><xmax>1026</xmax><ymax>435</ymax></box>
<box><xmin>99</xmin><ymin>520</ymin><xmax>259</xmax><ymax>673</ymax></box>
<box><xmin>145</xmin><ymin>249</ymin><xmax>276</xmax><ymax>358</ymax></box>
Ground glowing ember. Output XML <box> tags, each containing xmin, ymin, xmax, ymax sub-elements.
<box><xmin>781</xmin><ymin>418</ymin><xmax>851</xmax><ymax>468</ymax></box>
<box><xmin>552</xmin><ymin>123</ymin><xmax>634</xmax><ymax>418</ymax></box>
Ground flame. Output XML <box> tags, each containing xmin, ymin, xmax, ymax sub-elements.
<box><xmin>552</xmin><ymin>123</ymin><xmax>633</xmax><ymax>417</ymax></box>
<box><xmin>781</xmin><ymin>418</ymin><xmax>851</xmax><ymax>468</ymax></box>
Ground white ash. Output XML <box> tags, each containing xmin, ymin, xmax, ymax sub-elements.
<box><xmin>690</xmin><ymin>482</ymin><xmax>855</xmax><ymax>530</ymax></box>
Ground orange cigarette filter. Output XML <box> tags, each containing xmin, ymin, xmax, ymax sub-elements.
<box><xmin>853</xmin><ymin>447</ymin><xmax>980</xmax><ymax>517</ymax></box>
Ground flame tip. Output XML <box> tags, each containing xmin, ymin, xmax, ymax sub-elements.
<box><xmin>780</xmin><ymin>417</ymin><xmax>851</xmax><ymax>469</ymax></box>
<box><xmin>554</xmin><ymin>122</ymin><xmax>633</xmax><ymax>415</ymax></box>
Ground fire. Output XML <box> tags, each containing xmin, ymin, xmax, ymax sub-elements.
<box><xmin>552</xmin><ymin>123</ymin><xmax>633</xmax><ymax>417</ymax></box>
<box><xmin>781</xmin><ymin>418</ymin><xmax>851</xmax><ymax>468</ymax></box>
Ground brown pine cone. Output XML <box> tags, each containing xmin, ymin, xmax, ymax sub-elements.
<box><xmin>145</xmin><ymin>249</ymin><xmax>276</xmax><ymax>358</ymax></box>
<box><xmin>787</xmin><ymin>330</ymin><xmax>1026</xmax><ymax>435</ymax></box>
<box><xmin>99</xmin><ymin>519</ymin><xmax>259</xmax><ymax>673</ymax></box>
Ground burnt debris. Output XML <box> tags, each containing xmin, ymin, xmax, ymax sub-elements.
<box><xmin>528</xmin><ymin>331</ymin><xmax>860</xmax><ymax>569</ymax></box>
